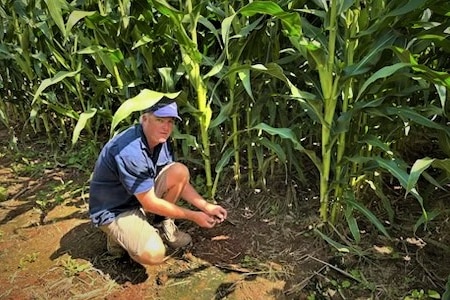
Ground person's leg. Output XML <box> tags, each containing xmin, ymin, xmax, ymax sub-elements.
<box><xmin>153</xmin><ymin>162</ymin><xmax>192</xmax><ymax>248</ymax></box>
<box><xmin>155</xmin><ymin>162</ymin><xmax>190</xmax><ymax>204</ymax></box>
<box><xmin>101</xmin><ymin>208</ymin><xmax>166</xmax><ymax>265</ymax></box>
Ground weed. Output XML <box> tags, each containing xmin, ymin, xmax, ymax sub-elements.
<box><xmin>404</xmin><ymin>289</ymin><xmax>440</xmax><ymax>300</ymax></box>
<box><xmin>64</xmin><ymin>140</ymin><xmax>99</xmax><ymax>172</ymax></box>
<box><xmin>60</xmin><ymin>257</ymin><xmax>91</xmax><ymax>277</ymax></box>
<box><xmin>241</xmin><ymin>255</ymin><xmax>260</xmax><ymax>268</ymax></box>
<box><xmin>35</xmin><ymin>180</ymin><xmax>74</xmax><ymax>210</ymax></box>
<box><xmin>11</xmin><ymin>157</ymin><xmax>52</xmax><ymax>177</ymax></box>
<box><xmin>0</xmin><ymin>186</ymin><xmax>7</xmax><ymax>201</ymax></box>
<box><xmin>18</xmin><ymin>252</ymin><xmax>39</xmax><ymax>269</ymax></box>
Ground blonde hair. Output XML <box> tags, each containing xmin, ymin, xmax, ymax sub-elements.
<box><xmin>139</xmin><ymin>112</ymin><xmax>152</xmax><ymax>124</ymax></box>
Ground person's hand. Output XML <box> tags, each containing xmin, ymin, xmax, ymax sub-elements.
<box><xmin>192</xmin><ymin>211</ymin><xmax>219</xmax><ymax>228</ymax></box>
<box><xmin>204</xmin><ymin>203</ymin><xmax>228</xmax><ymax>224</ymax></box>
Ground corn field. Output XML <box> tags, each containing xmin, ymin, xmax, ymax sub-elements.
<box><xmin>1</xmin><ymin>0</ymin><xmax>449</xmax><ymax>241</ymax></box>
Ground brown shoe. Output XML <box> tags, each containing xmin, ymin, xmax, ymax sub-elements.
<box><xmin>157</xmin><ymin>219</ymin><xmax>192</xmax><ymax>248</ymax></box>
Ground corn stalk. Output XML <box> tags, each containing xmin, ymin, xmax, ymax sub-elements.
<box><xmin>149</xmin><ymin>0</ymin><xmax>214</xmax><ymax>197</ymax></box>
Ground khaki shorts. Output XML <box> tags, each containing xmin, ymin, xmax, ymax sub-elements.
<box><xmin>99</xmin><ymin>163</ymin><xmax>174</xmax><ymax>256</ymax></box>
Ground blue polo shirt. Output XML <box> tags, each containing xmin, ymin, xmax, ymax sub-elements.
<box><xmin>89</xmin><ymin>124</ymin><xmax>174</xmax><ymax>226</ymax></box>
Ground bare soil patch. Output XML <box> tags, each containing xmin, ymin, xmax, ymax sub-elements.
<box><xmin>0</xmin><ymin>129</ymin><xmax>449</xmax><ymax>299</ymax></box>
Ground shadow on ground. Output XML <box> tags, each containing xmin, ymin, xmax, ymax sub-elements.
<box><xmin>50</xmin><ymin>221</ymin><xmax>149</xmax><ymax>284</ymax></box>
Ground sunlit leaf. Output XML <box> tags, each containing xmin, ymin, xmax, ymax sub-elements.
<box><xmin>239</xmin><ymin>2</ymin><xmax>302</xmax><ymax>37</ymax></box>
<box><xmin>406</xmin><ymin>158</ymin><xmax>434</xmax><ymax>195</ymax></box>
<box><xmin>72</xmin><ymin>108</ymin><xmax>97</xmax><ymax>145</ymax></box>
<box><xmin>44</xmin><ymin>0</ymin><xmax>67</xmax><ymax>37</ymax></box>
<box><xmin>66</xmin><ymin>10</ymin><xmax>96</xmax><ymax>34</ymax></box>
<box><xmin>32</xmin><ymin>70</ymin><xmax>81</xmax><ymax>105</ymax></box>
<box><xmin>132</xmin><ymin>35</ymin><xmax>153</xmax><ymax>50</ymax></box>
<box><xmin>238</xmin><ymin>69</ymin><xmax>254</xmax><ymax>100</ymax></box>
<box><xmin>110</xmin><ymin>90</ymin><xmax>181</xmax><ymax>134</ymax></box>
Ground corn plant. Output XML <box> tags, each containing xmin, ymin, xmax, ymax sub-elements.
<box><xmin>1</xmin><ymin>0</ymin><xmax>449</xmax><ymax>240</ymax></box>
<box><xmin>217</xmin><ymin>0</ymin><xmax>450</xmax><ymax>237</ymax></box>
<box><xmin>142</xmin><ymin>0</ymin><xmax>218</xmax><ymax>197</ymax></box>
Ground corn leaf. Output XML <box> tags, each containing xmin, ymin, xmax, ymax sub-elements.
<box><xmin>239</xmin><ymin>1</ymin><xmax>302</xmax><ymax>37</ymax></box>
<box><xmin>356</xmin><ymin>63</ymin><xmax>411</xmax><ymax>100</ymax></box>
<box><xmin>32</xmin><ymin>70</ymin><xmax>81</xmax><ymax>105</ymax></box>
<box><xmin>72</xmin><ymin>108</ymin><xmax>97</xmax><ymax>145</ymax></box>
<box><xmin>406</xmin><ymin>158</ymin><xmax>434</xmax><ymax>195</ymax></box>
<box><xmin>314</xmin><ymin>229</ymin><xmax>352</xmax><ymax>254</ymax></box>
<box><xmin>252</xmin><ymin>123</ymin><xmax>322</xmax><ymax>173</ymax></box>
<box><xmin>215</xmin><ymin>148</ymin><xmax>234</xmax><ymax>174</ymax></box>
<box><xmin>110</xmin><ymin>90</ymin><xmax>181</xmax><ymax>134</ymax></box>
<box><xmin>385</xmin><ymin>106</ymin><xmax>450</xmax><ymax>134</ymax></box>
<box><xmin>66</xmin><ymin>10</ymin><xmax>96</xmax><ymax>34</ymax></box>
<box><xmin>258</xmin><ymin>137</ymin><xmax>287</xmax><ymax>163</ymax></box>
<box><xmin>414</xmin><ymin>209</ymin><xmax>441</xmax><ymax>233</ymax></box>
<box><xmin>346</xmin><ymin>196</ymin><xmax>391</xmax><ymax>239</ymax></box>
<box><xmin>44</xmin><ymin>0</ymin><xmax>67</xmax><ymax>37</ymax></box>
<box><xmin>344</xmin><ymin>204</ymin><xmax>361</xmax><ymax>244</ymax></box>
<box><xmin>443</xmin><ymin>275</ymin><xmax>450</xmax><ymax>300</ymax></box>
<box><xmin>343</xmin><ymin>31</ymin><xmax>398</xmax><ymax>77</ymax></box>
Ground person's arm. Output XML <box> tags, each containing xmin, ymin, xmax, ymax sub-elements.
<box><xmin>181</xmin><ymin>182</ymin><xmax>228</xmax><ymax>222</ymax></box>
<box><xmin>135</xmin><ymin>189</ymin><xmax>217</xmax><ymax>228</ymax></box>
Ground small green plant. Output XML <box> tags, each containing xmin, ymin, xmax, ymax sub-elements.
<box><xmin>241</xmin><ymin>255</ymin><xmax>260</xmax><ymax>268</ymax></box>
<box><xmin>0</xmin><ymin>186</ymin><xmax>7</xmax><ymax>201</ymax></box>
<box><xmin>60</xmin><ymin>257</ymin><xmax>91</xmax><ymax>277</ymax></box>
<box><xmin>404</xmin><ymin>289</ymin><xmax>440</xmax><ymax>300</ymax></box>
<box><xmin>443</xmin><ymin>275</ymin><xmax>450</xmax><ymax>300</ymax></box>
<box><xmin>306</xmin><ymin>293</ymin><xmax>316</xmax><ymax>300</ymax></box>
<box><xmin>18</xmin><ymin>252</ymin><xmax>39</xmax><ymax>269</ymax></box>
<box><xmin>11</xmin><ymin>157</ymin><xmax>52</xmax><ymax>177</ymax></box>
<box><xmin>35</xmin><ymin>180</ymin><xmax>74</xmax><ymax>211</ymax></box>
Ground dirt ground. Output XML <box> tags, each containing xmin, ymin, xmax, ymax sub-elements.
<box><xmin>0</xmin><ymin>130</ymin><xmax>449</xmax><ymax>299</ymax></box>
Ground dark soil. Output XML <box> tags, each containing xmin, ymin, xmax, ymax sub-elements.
<box><xmin>0</xmin><ymin>129</ymin><xmax>449</xmax><ymax>299</ymax></box>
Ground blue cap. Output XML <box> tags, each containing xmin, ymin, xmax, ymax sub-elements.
<box><xmin>145</xmin><ymin>101</ymin><xmax>181</xmax><ymax>121</ymax></box>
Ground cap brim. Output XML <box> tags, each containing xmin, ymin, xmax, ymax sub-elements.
<box><xmin>153</xmin><ymin>111</ymin><xmax>182</xmax><ymax>121</ymax></box>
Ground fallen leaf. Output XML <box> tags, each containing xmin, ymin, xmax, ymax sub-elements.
<box><xmin>406</xmin><ymin>237</ymin><xmax>426</xmax><ymax>248</ymax></box>
<box><xmin>373</xmin><ymin>245</ymin><xmax>393</xmax><ymax>255</ymax></box>
<box><xmin>211</xmin><ymin>235</ymin><xmax>230</xmax><ymax>241</ymax></box>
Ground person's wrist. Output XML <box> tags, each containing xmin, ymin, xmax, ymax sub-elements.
<box><xmin>201</xmin><ymin>201</ymin><xmax>212</xmax><ymax>212</ymax></box>
<box><xmin>188</xmin><ymin>210</ymin><xmax>200</xmax><ymax>223</ymax></box>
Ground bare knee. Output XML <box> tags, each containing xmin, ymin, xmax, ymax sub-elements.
<box><xmin>131</xmin><ymin>239</ymin><xmax>166</xmax><ymax>265</ymax></box>
<box><xmin>169</xmin><ymin>162</ymin><xmax>189</xmax><ymax>182</ymax></box>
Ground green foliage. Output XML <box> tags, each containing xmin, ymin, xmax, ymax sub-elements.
<box><xmin>0</xmin><ymin>186</ymin><xmax>7</xmax><ymax>202</ymax></box>
<box><xmin>404</xmin><ymin>289</ymin><xmax>441</xmax><ymax>300</ymax></box>
<box><xmin>1</xmin><ymin>0</ymin><xmax>449</xmax><ymax>243</ymax></box>
<box><xmin>444</xmin><ymin>275</ymin><xmax>450</xmax><ymax>300</ymax></box>
<box><xmin>18</xmin><ymin>252</ymin><xmax>39</xmax><ymax>269</ymax></box>
<box><xmin>110</xmin><ymin>89</ymin><xmax>181</xmax><ymax>134</ymax></box>
<box><xmin>60</xmin><ymin>257</ymin><xmax>91</xmax><ymax>277</ymax></box>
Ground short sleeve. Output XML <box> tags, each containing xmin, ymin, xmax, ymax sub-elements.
<box><xmin>116</xmin><ymin>154</ymin><xmax>155</xmax><ymax>195</ymax></box>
